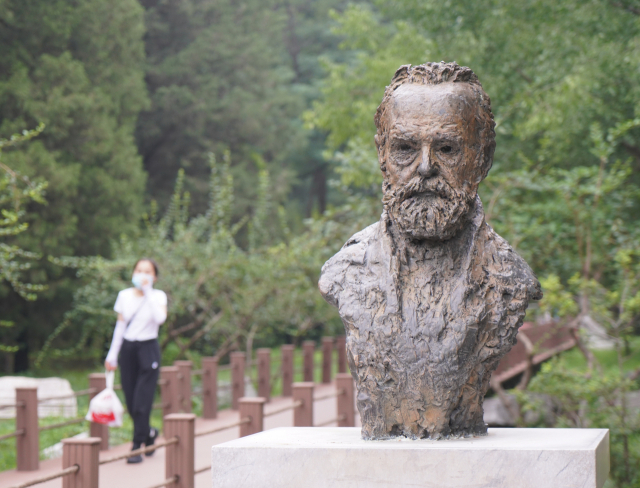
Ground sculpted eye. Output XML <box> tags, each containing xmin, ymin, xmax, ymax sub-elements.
<box><xmin>439</xmin><ymin>145</ymin><xmax>453</xmax><ymax>154</ymax></box>
<box><xmin>391</xmin><ymin>140</ymin><xmax>416</xmax><ymax>167</ymax></box>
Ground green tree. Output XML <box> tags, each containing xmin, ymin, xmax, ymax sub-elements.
<box><xmin>0</xmin><ymin>124</ymin><xmax>46</xmax><ymax>371</ymax></box>
<box><xmin>0</xmin><ymin>123</ymin><xmax>47</xmax><ymax>299</ymax></box>
<box><xmin>0</xmin><ymin>0</ymin><xmax>149</xmax><ymax>369</ymax></box>
<box><xmin>277</xmin><ymin>0</ymin><xmax>353</xmax><ymax>218</ymax></box>
<box><xmin>137</xmin><ymin>0</ymin><xmax>353</xmax><ymax>224</ymax></box>
<box><xmin>138</xmin><ymin>0</ymin><xmax>300</xmax><ymax>217</ymax></box>
<box><xmin>375</xmin><ymin>0</ymin><xmax>640</xmax><ymax>174</ymax></box>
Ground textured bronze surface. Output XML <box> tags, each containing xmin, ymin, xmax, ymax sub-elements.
<box><xmin>319</xmin><ymin>62</ymin><xmax>542</xmax><ymax>440</ymax></box>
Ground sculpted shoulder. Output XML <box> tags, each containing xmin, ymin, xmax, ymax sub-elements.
<box><xmin>480</xmin><ymin>223</ymin><xmax>543</xmax><ymax>302</ymax></box>
<box><xmin>318</xmin><ymin>222</ymin><xmax>380</xmax><ymax>307</ymax></box>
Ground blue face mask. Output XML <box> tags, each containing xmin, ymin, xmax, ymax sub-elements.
<box><xmin>132</xmin><ymin>272</ymin><xmax>154</xmax><ymax>290</ymax></box>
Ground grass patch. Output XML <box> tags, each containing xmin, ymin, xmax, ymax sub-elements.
<box><xmin>558</xmin><ymin>336</ymin><xmax>640</xmax><ymax>375</ymax></box>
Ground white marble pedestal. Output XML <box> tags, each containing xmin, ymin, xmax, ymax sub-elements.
<box><xmin>211</xmin><ymin>427</ymin><xmax>609</xmax><ymax>488</ymax></box>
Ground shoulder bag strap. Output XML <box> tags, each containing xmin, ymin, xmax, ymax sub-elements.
<box><xmin>125</xmin><ymin>296</ymin><xmax>147</xmax><ymax>329</ymax></box>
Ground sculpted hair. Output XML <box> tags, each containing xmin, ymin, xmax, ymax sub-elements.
<box><xmin>374</xmin><ymin>62</ymin><xmax>496</xmax><ymax>181</ymax></box>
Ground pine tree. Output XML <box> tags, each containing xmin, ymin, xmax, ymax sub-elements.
<box><xmin>0</xmin><ymin>0</ymin><xmax>148</xmax><ymax>369</ymax></box>
<box><xmin>137</xmin><ymin>0</ymin><xmax>299</xmax><ymax>217</ymax></box>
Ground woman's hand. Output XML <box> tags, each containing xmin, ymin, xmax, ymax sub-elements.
<box><xmin>105</xmin><ymin>360</ymin><xmax>117</xmax><ymax>371</ymax></box>
<box><xmin>142</xmin><ymin>280</ymin><xmax>153</xmax><ymax>294</ymax></box>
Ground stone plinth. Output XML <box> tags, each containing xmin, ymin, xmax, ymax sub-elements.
<box><xmin>211</xmin><ymin>427</ymin><xmax>609</xmax><ymax>488</ymax></box>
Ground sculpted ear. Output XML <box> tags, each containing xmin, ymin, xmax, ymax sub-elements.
<box><xmin>471</xmin><ymin>148</ymin><xmax>486</xmax><ymax>185</ymax></box>
<box><xmin>475</xmin><ymin>141</ymin><xmax>495</xmax><ymax>183</ymax></box>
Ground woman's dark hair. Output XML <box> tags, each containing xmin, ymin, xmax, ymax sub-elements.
<box><xmin>133</xmin><ymin>258</ymin><xmax>159</xmax><ymax>277</ymax></box>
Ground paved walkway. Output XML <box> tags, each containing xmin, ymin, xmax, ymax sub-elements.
<box><xmin>0</xmin><ymin>381</ymin><xmax>360</xmax><ymax>488</ymax></box>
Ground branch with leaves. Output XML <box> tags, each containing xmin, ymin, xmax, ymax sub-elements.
<box><xmin>0</xmin><ymin>123</ymin><xmax>47</xmax><ymax>300</ymax></box>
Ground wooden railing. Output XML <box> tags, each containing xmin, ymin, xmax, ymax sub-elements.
<box><xmin>492</xmin><ymin>321</ymin><xmax>576</xmax><ymax>384</ymax></box>
<box><xmin>7</xmin><ymin>377</ymin><xmax>355</xmax><ymax>488</ymax></box>
<box><xmin>0</xmin><ymin>335</ymin><xmax>350</xmax><ymax>478</ymax></box>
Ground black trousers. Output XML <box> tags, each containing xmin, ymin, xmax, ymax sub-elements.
<box><xmin>119</xmin><ymin>338</ymin><xmax>160</xmax><ymax>445</ymax></box>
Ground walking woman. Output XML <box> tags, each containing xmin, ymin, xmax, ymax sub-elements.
<box><xmin>104</xmin><ymin>258</ymin><xmax>167</xmax><ymax>463</ymax></box>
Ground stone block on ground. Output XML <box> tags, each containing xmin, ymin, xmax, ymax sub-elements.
<box><xmin>0</xmin><ymin>376</ymin><xmax>77</xmax><ymax>418</ymax></box>
<box><xmin>215</xmin><ymin>377</ymin><xmax>256</xmax><ymax>409</ymax></box>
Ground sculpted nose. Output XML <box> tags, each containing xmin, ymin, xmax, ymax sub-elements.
<box><xmin>417</xmin><ymin>145</ymin><xmax>438</xmax><ymax>178</ymax></box>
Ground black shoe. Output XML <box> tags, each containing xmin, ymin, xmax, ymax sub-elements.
<box><xmin>127</xmin><ymin>443</ymin><xmax>143</xmax><ymax>464</ymax></box>
<box><xmin>145</xmin><ymin>427</ymin><xmax>159</xmax><ymax>457</ymax></box>
<box><xmin>127</xmin><ymin>454</ymin><xmax>143</xmax><ymax>464</ymax></box>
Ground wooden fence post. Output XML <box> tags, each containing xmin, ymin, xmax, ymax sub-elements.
<box><xmin>336</xmin><ymin>373</ymin><xmax>355</xmax><ymax>427</ymax></box>
<box><xmin>16</xmin><ymin>387</ymin><xmax>38</xmax><ymax>471</ymax></box>
<box><xmin>230</xmin><ymin>352</ymin><xmax>245</xmax><ymax>410</ymax></box>
<box><xmin>160</xmin><ymin>366</ymin><xmax>180</xmax><ymax>434</ymax></box>
<box><xmin>303</xmin><ymin>341</ymin><xmax>315</xmax><ymax>382</ymax></box>
<box><xmin>281</xmin><ymin>345</ymin><xmax>294</xmax><ymax>397</ymax></box>
<box><xmin>62</xmin><ymin>437</ymin><xmax>101</xmax><ymax>488</ymax></box>
<box><xmin>88</xmin><ymin>373</ymin><xmax>109</xmax><ymax>450</ymax></box>
<box><xmin>174</xmin><ymin>360</ymin><xmax>193</xmax><ymax>413</ymax></box>
<box><xmin>257</xmin><ymin>348</ymin><xmax>271</xmax><ymax>402</ymax></box>
<box><xmin>202</xmin><ymin>357</ymin><xmax>218</xmax><ymax>419</ymax></box>
<box><xmin>164</xmin><ymin>413</ymin><xmax>195</xmax><ymax>488</ymax></box>
<box><xmin>239</xmin><ymin>397</ymin><xmax>266</xmax><ymax>437</ymax></box>
<box><xmin>336</xmin><ymin>335</ymin><xmax>347</xmax><ymax>373</ymax></box>
<box><xmin>322</xmin><ymin>337</ymin><xmax>333</xmax><ymax>384</ymax></box>
<box><xmin>292</xmin><ymin>382</ymin><xmax>314</xmax><ymax>427</ymax></box>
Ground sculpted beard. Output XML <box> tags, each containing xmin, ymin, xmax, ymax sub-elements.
<box><xmin>383</xmin><ymin>175</ymin><xmax>473</xmax><ymax>241</ymax></box>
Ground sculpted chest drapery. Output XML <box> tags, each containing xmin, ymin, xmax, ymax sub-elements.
<box><xmin>318</xmin><ymin>62</ymin><xmax>542</xmax><ymax>440</ymax></box>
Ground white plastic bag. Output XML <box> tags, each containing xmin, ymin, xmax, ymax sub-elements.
<box><xmin>85</xmin><ymin>371</ymin><xmax>124</xmax><ymax>427</ymax></box>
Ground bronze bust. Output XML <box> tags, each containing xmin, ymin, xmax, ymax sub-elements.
<box><xmin>319</xmin><ymin>62</ymin><xmax>542</xmax><ymax>440</ymax></box>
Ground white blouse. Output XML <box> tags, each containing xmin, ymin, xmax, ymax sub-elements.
<box><xmin>105</xmin><ymin>287</ymin><xmax>167</xmax><ymax>366</ymax></box>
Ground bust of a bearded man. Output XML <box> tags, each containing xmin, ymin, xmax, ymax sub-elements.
<box><xmin>319</xmin><ymin>62</ymin><xmax>542</xmax><ymax>440</ymax></box>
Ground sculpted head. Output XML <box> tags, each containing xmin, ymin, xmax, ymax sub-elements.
<box><xmin>375</xmin><ymin>62</ymin><xmax>496</xmax><ymax>241</ymax></box>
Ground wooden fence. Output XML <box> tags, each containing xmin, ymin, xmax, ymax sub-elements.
<box><xmin>8</xmin><ymin>382</ymin><xmax>354</xmax><ymax>488</ymax></box>
<box><xmin>1</xmin><ymin>336</ymin><xmax>351</xmax><ymax>487</ymax></box>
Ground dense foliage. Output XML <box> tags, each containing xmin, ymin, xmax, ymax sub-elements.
<box><xmin>37</xmin><ymin>154</ymin><xmax>376</xmax><ymax>367</ymax></box>
<box><xmin>138</xmin><ymin>0</ymin><xmax>297</xmax><ymax>213</ymax></box>
<box><xmin>0</xmin><ymin>0</ymin><xmax>148</xmax><ymax>256</ymax></box>
<box><xmin>137</xmin><ymin>0</ymin><xmax>349</xmax><ymax>219</ymax></box>
<box><xmin>0</xmin><ymin>0</ymin><xmax>349</xmax><ymax>365</ymax></box>
<box><xmin>0</xmin><ymin>124</ymin><xmax>47</xmax><ymax>366</ymax></box>
<box><xmin>0</xmin><ymin>124</ymin><xmax>46</xmax><ymax>300</ymax></box>
<box><xmin>0</xmin><ymin>0</ymin><xmax>149</xmax><ymax>367</ymax></box>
